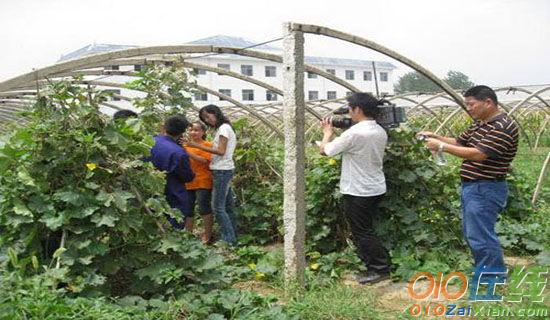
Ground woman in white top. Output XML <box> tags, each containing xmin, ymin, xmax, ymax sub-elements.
<box><xmin>187</xmin><ymin>104</ymin><xmax>238</xmax><ymax>246</ymax></box>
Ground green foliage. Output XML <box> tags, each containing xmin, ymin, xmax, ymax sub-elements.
<box><xmin>0</xmin><ymin>80</ymin><xmax>232</xmax><ymax>297</ymax></box>
<box><xmin>125</xmin><ymin>61</ymin><xmax>196</xmax><ymax>132</ymax></box>
<box><xmin>0</xmin><ymin>267</ymin><xmax>291</xmax><ymax>320</ymax></box>
<box><xmin>444</xmin><ymin>70</ymin><xmax>476</xmax><ymax>91</ymax></box>
<box><xmin>232</xmin><ymin>119</ymin><xmax>284</xmax><ymax>245</ymax></box>
<box><xmin>394</xmin><ymin>70</ymin><xmax>475</xmax><ymax>93</ymax></box>
<box><xmin>179</xmin><ymin>289</ymin><xmax>291</xmax><ymax>320</ymax></box>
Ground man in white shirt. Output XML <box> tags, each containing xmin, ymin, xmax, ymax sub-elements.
<box><xmin>319</xmin><ymin>92</ymin><xmax>391</xmax><ymax>285</ymax></box>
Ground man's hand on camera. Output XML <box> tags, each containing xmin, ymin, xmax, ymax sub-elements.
<box><xmin>321</xmin><ymin>117</ymin><xmax>334</xmax><ymax>136</ymax></box>
<box><xmin>319</xmin><ymin>117</ymin><xmax>334</xmax><ymax>156</ymax></box>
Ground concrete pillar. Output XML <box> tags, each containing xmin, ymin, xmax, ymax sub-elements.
<box><xmin>282</xmin><ymin>22</ymin><xmax>306</xmax><ymax>287</ymax></box>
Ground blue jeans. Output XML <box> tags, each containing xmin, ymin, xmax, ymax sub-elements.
<box><xmin>212</xmin><ymin>170</ymin><xmax>237</xmax><ymax>246</ymax></box>
<box><xmin>461</xmin><ymin>181</ymin><xmax>508</xmax><ymax>273</ymax></box>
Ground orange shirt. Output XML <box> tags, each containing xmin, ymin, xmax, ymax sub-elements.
<box><xmin>184</xmin><ymin>140</ymin><xmax>213</xmax><ymax>190</ymax></box>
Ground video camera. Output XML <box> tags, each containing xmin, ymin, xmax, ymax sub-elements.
<box><xmin>331</xmin><ymin>101</ymin><xmax>407</xmax><ymax>129</ymax></box>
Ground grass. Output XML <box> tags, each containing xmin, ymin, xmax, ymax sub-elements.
<box><xmin>285</xmin><ymin>282</ymin><xmax>386</xmax><ymax>320</ymax></box>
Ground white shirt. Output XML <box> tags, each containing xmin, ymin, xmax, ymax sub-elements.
<box><xmin>210</xmin><ymin>123</ymin><xmax>237</xmax><ymax>170</ymax></box>
<box><xmin>324</xmin><ymin>120</ymin><xmax>387</xmax><ymax>197</ymax></box>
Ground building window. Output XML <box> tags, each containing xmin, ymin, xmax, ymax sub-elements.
<box><xmin>265</xmin><ymin>66</ymin><xmax>277</xmax><ymax>77</ymax></box>
<box><xmin>346</xmin><ymin>91</ymin><xmax>353</xmax><ymax>97</ymax></box>
<box><xmin>103</xmin><ymin>89</ymin><xmax>121</xmax><ymax>101</ymax></box>
<box><xmin>194</xmin><ymin>92</ymin><xmax>208</xmax><ymax>101</ymax></box>
<box><xmin>217</xmin><ymin>63</ymin><xmax>230</xmax><ymax>75</ymax></box>
<box><xmin>241</xmin><ymin>65</ymin><xmax>253</xmax><ymax>76</ymax></box>
<box><xmin>242</xmin><ymin>89</ymin><xmax>254</xmax><ymax>101</ymax></box>
<box><xmin>105</xmin><ymin>65</ymin><xmax>119</xmax><ymax>71</ymax></box>
<box><xmin>266</xmin><ymin>90</ymin><xmax>278</xmax><ymax>101</ymax></box>
<box><xmin>193</xmin><ymin>68</ymin><xmax>207</xmax><ymax>75</ymax></box>
<box><xmin>345</xmin><ymin>70</ymin><xmax>355</xmax><ymax>80</ymax></box>
<box><xmin>380</xmin><ymin>72</ymin><xmax>388</xmax><ymax>82</ymax></box>
<box><xmin>326</xmin><ymin>69</ymin><xmax>336</xmax><ymax>75</ymax></box>
<box><xmin>307</xmin><ymin>71</ymin><xmax>318</xmax><ymax>79</ymax></box>
<box><xmin>327</xmin><ymin>91</ymin><xmax>337</xmax><ymax>100</ymax></box>
<box><xmin>308</xmin><ymin>91</ymin><xmax>319</xmax><ymax>101</ymax></box>
<box><xmin>363</xmin><ymin>71</ymin><xmax>372</xmax><ymax>81</ymax></box>
<box><xmin>218</xmin><ymin>89</ymin><xmax>231</xmax><ymax>100</ymax></box>
<box><xmin>134</xmin><ymin>65</ymin><xmax>143</xmax><ymax>72</ymax></box>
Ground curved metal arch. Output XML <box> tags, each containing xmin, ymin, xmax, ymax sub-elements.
<box><xmin>534</xmin><ymin>116</ymin><xmax>549</xmax><ymax>149</ymax></box>
<box><xmin>0</xmin><ymin>90</ymin><xmax>37</xmax><ymax>99</ymax></box>
<box><xmin>495</xmin><ymin>86</ymin><xmax>550</xmax><ymax>113</ymax></box>
<box><xmin>434</xmin><ymin>100</ymin><xmax>534</xmax><ymax>148</ymax></box>
<box><xmin>517</xmin><ymin>102</ymin><xmax>548</xmax><ymax>118</ymax></box>
<box><xmin>208</xmin><ymin>47</ymin><xmax>360</xmax><ymax>93</ymax></box>
<box><xmin>0</xmin><ymin>54</ymin><xmax>342</xmax><ymax>136</ymax></box>
<box><xmin>508</xmin><ymin>86</ymin><xmax>550</xmax><ymax>116</ymax></box>
<box><xmin>0</xmin><ymin>45</ymin><xmax>214</xmax><ymax>92</ymax></box>
<box><xmin>0</xmin><ymin>45</ymin><xmax>361</xmax><ymax>98</ymax></box>
<box><xmin>289</xmin><ymin>23</ymin><xmax>467</xmax><ymax>113</ymax></box>
<box><xmin>0</xmin><ymin>104</ymin><xmax>30</xmax><ymax>114</ymax></box>
<box><xmin>389</xmin><ymin>96</ymin><xmax>442</xmax><ymax>120</ymax></box>
<box><xmin>532</xmin><ymin>151</ymin><xmax>550</xmax><ymax>205</ymax></box>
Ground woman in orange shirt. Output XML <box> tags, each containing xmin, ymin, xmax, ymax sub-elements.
<box><xmin>183</xmin><ymin>122</ymin><xmax>214</xmax><ymax>243</ymax></box>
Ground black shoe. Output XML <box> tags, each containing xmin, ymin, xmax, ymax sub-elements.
<box><xmin>355</xmin><ymin>272</ymin><xmax>390</xmax><ymax>285</ymax></box>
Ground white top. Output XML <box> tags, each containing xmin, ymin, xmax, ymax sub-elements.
<box><xmin>210</xmin><ymin>123</ymin><xmax>237</xmax><ymax>170</ymax></box>
<box><xmin>324</xmin><ymin>120</ymin><xmax>387</xmax><ymax>197</ymax></box>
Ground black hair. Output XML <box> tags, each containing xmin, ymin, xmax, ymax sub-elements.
<box><xmin>113</xmin><ymin>109</ymin><xmax>138</xmax><ymax>120</ymax></box>
<box><xmin>192</xmin><ymin>121</ymin><xmax>207</xmax><ymax>140</ymax></box>
<box><xmin>346</xmin><ymin>92</ymin><xmax>381</xmax><ymax>118</ymax></box>
<box><xmin>199</xmin><ymin>104</ymin><xmax>231</xmax><ymax>129</ymax></box>
<box><xmin>164</xmin><ymin>115</ymin><xmax>190</xmax><ymax>136</ymax></box>
<box><xmin>463</xmin><ymin>85</ymin><xmax>498</xmax><ymax>105</ymax></box>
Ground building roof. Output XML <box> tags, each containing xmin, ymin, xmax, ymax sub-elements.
<box><xmin>58</xmin><ymin>35</ymin><xmax>396</xmax><ymax>69</ymax></box>
<box><xmin>58</xmin><ymin>43</ymin><xmax>138</xmax><ymax>62</ymax></box>
<box><xmin>188</xmin><ymin>35</ymin><xmax>279</xmax><ymax>51</ymax></box>
<box><xmin>190</xmin><ymin>35</ymin><xmax>395</xmax><ymax>69</ymax></box>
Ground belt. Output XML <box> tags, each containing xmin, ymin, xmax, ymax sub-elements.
<box><xmin>461</xmin><ymin>177</ymin><xmax>506</xmax><ymax>183</ymax></box>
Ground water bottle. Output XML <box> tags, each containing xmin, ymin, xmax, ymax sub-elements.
<box><xmin>433</xmin><ymin>148</ymin><xmax>447</xmax><ymax>166</ymax></box>
<box><xmin>417</xmin><ymin>134</ymin><xmax>447</xmax><ymax>166</ymax></box>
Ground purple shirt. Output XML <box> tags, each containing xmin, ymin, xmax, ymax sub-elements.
<box><xmin>150</xmin><ymin>135</ymin><xmax>195</xmax><ymax>214</ymax></box>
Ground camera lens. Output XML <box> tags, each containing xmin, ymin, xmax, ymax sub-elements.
<box><xmin>331</xmin><ymin>117</ymin><xmax>353</xmax><ymax>129</ymax></box>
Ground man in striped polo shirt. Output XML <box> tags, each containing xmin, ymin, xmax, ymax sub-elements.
<box><xmin>420</xmin><ymin>85</ymin><xmax>518</xmax><ymax>276</ymax></box>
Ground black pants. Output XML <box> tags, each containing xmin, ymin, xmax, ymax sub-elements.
<box><xmin>342</xmin><ymin>194</ymin><xmax>391</xmax><ymax>274</ymax></box>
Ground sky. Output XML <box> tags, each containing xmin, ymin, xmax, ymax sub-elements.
<box><xmin>0</xmin><ymin>0</ymin><xmax>549</xmax><ymax>87</ymax></box>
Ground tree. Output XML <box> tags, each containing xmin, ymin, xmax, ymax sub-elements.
<box><xmin>394</xmin><ymin>70</ymin><xmax>475</xmax><ymax>94</ymax></box>
<box><xmin>393</xmin><ymin>71</ymin><xmax>438</xmax><ymax>94</ymax></box>
<box><xmin>445</xmin><ymin>70</ymin><xmax>475</xmax><ymax>90</ymax></box>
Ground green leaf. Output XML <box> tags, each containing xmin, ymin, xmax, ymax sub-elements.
<box><xmin>40</xmin><ymin>213</ymin><xmax>65</xmax><ymax>230</ymax></box>
<box><xmin>96</xmin><ymin>190</ymin><xmax>114</xmax><ymax>207</ymax></box>
<box><xmin>55</xmin><ymin>191</ymin><xmax>83</xmax><ymax>206</ymax></box>
<box><xmin>91</xmin><ymin>213</ymin><xmax>118</xmax><ymax>227</ymax></box>
<box><xmin>78</xmin><ymin>255</ymin><xmax>94</xmax><ymax>265</ymax></box>
<box><xmin>17</xmin><ymin>169</ymin><xmax>36</xmax><ymax>187</ymax></box>
<box><xmin>113</xmin><ymin>191</ymin><xmax>134</xmax><ymax>212</ymax></box>
<box><xmin>53</xmin><ymin>247</ymin><xmax>67</xmax><ymax>259</ymax></box>
<box><xmin>13</xmin><ymin>201</ymin><xmax>33</xmax><ymax>217</ymax></box>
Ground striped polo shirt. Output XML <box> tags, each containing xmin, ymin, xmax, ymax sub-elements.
<box><xmin>456</xmin><ymin>113</ymin><xmax>519</xmax><ymax>182</ymax></box>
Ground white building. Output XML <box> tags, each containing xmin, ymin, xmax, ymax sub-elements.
<box><xmin>59</xmin><ymin>35</ymin><xmax>396</xmax><ymax>107</ymax></box>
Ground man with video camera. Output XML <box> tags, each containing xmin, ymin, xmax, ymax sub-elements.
<box><xmin>319</xmin><ymin>92</ymin><xmax>392</xmax><ymax>285</ymax></box>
